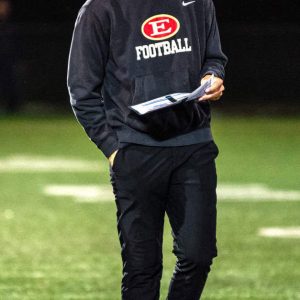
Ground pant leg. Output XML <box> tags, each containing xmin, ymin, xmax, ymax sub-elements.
<box><xmin>165</xmin><ymin>141</ymin><xmax>219</xmax><ymax>300</ymax></box>
<box><xmin>109</xmin><ymin>144</ymin><xmax>173</xmax><ymax>300</ymax></box>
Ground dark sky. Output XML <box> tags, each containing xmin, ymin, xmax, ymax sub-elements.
<box><xmin>10</xmin><ymin>0</ymin><xmax>300</xmax><ymax>23</ymax></box>
<box><xmin>11</xmin><ymin>0</ymin><xmax>84</xmax><ymax>22</ymax></box>
<box><xmin>215</xmin><ymin>0</ymin><xmax>300</xmax><ymax>23</ymax></box>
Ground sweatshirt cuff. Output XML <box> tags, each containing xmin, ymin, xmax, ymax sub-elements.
<box><xmin>201</xmin><ymin>67</ymin><xmax>225</xmax><ymax>81</ymax></box>
<box><xmin>97</xmin><ymin>136</ymin><xmax>119</xmax><ymax>158</ymax></box>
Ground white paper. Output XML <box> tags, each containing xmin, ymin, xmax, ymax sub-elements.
<box><xmin>130</xmin><ymin>75</ymin><xmax>214</xmax><ymax>115</ymax></box>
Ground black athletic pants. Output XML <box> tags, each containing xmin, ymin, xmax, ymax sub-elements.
<box><xmin>109</xmin><ymin>141</ymin><xmax>219</xmax><ymax>300</ymax></box>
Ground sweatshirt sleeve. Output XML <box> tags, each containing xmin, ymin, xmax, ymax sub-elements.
<box><xmin>67</xmin><ymin>3</ymin><xmax>118</xmax><ymax>158</ymax></box>
<box><xmin>200</xmin><ymin>0</ymin><xmax>228</xmax><ymax>80</ymax></box>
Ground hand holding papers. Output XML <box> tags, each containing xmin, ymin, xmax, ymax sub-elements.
<box><xmin>130</xmin><ymin>75</ymin><xmax>214</xmax><ymax>115</ymax></box>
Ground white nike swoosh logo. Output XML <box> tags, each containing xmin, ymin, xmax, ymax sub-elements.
<box><xmin>182</xmin><ymin>0</ymin><xmax>196</xmax><ymax>6</ymax></box>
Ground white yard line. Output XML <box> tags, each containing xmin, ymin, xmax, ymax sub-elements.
<box><xmin>44</xmin><ymin>185</ymin><xmax>114</xmax><ymax>203</ymax></box>
<box><xmin>259</xmin><ymin>227</ymin><xmax>300</xmax><ymax>238</ymax></box>
<box><xmin>43</xmin><ymin>183</ymin><xmax>300</xmax><ymax>203</ymax></box>
<box><xmin>217</xmin><ymin>184</ymin><xmax>300</xmax><ymax>201</ymax></box>
<box><xmin>0</xmin><ymin>155</ymin><xmax>106</xmax><ymax>172</ymax></box>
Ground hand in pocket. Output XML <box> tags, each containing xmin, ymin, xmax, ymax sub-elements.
<box><xmin>109</xmin><ymin>149</ymin><xmax>119</xmax><ymax>167</ymax></box>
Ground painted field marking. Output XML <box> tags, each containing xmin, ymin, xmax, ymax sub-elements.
<box><xmin>43</xmin><ymin>183</ymin><xmax>300</xmax><ymax>203</ymax></box>
<box><xmin>44</xmin><ymin>185</ymin><xmax>113</xmax><ymax>203</ymax></box>
<box><xmin>0</xmin><ymin>155</ymin><xmax>106</xmax><ymax>172</ymax></box>
<box><xmin>217</xmin><ymin>184</ymin><xmax>300</xmax><ymax>201</ymax></box>
<box><xmin>259</xmin><ymin>227</ymin><xmax>300</xmax><ymax>238</ymax></box>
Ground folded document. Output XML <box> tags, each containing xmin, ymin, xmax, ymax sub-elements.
<box><xmin>129</xmin><ymin>75</ymin><xmax>214</xmax><ymax>115</ymax></box>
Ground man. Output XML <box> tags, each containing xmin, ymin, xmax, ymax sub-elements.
<box><xmin>67</xmin><ymin>0</ymin><xmax>227</xmax><ymax>298</ymax></box>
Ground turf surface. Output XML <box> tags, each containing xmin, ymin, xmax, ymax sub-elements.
<box><xmin>0</xmin><ymin>115</ymin><xmax>299</xmax><ymax>299</ymax></box>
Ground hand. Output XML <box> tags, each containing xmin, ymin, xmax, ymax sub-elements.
<box><xmin>108</xmin><ymin>150</ymin><xmax>118</xmax><ymax>167</ymax></box>
<box><xmin>198</xmin><ymin>75</ymin><xmax>225</xmax><ymax>101</ymax></box>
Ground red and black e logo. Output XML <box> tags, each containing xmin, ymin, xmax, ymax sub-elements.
<box><xmin>141</xmin><ymin>14</ymin><xmax>180</xmax><ymax>41</ymax></box>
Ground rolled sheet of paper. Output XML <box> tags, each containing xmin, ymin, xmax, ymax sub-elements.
<box><xmin>186</xmin><ymin>74</ymin><xmax>214</xmax><ymax>101</ymax></box>
<box><xmin>129</xmin><ymin>75</ymin><xmax>214</xmax><ymax>115</ymax></box>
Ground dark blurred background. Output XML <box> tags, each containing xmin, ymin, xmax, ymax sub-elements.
<box><xmin>0</xmin><ymin>0</ymin><xmax>299</xmax><ymax>114</ymax></box>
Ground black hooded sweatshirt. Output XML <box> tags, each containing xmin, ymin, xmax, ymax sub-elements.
<box><xmin>67</xmin><ymin>0</ymin><xmax>228</xmax><ymax>158</ymax></box>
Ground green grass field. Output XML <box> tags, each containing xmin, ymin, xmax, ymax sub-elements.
<box><xmin>0</xmin><ymin>115</ymin><xmax>299</xmax><ymax>299</ymax></box>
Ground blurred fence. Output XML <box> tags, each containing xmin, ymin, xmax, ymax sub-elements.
<box><xmin>0</xmin><ymin>14</ymin><xmax>299</xmax><ymax>114</ymax></box>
